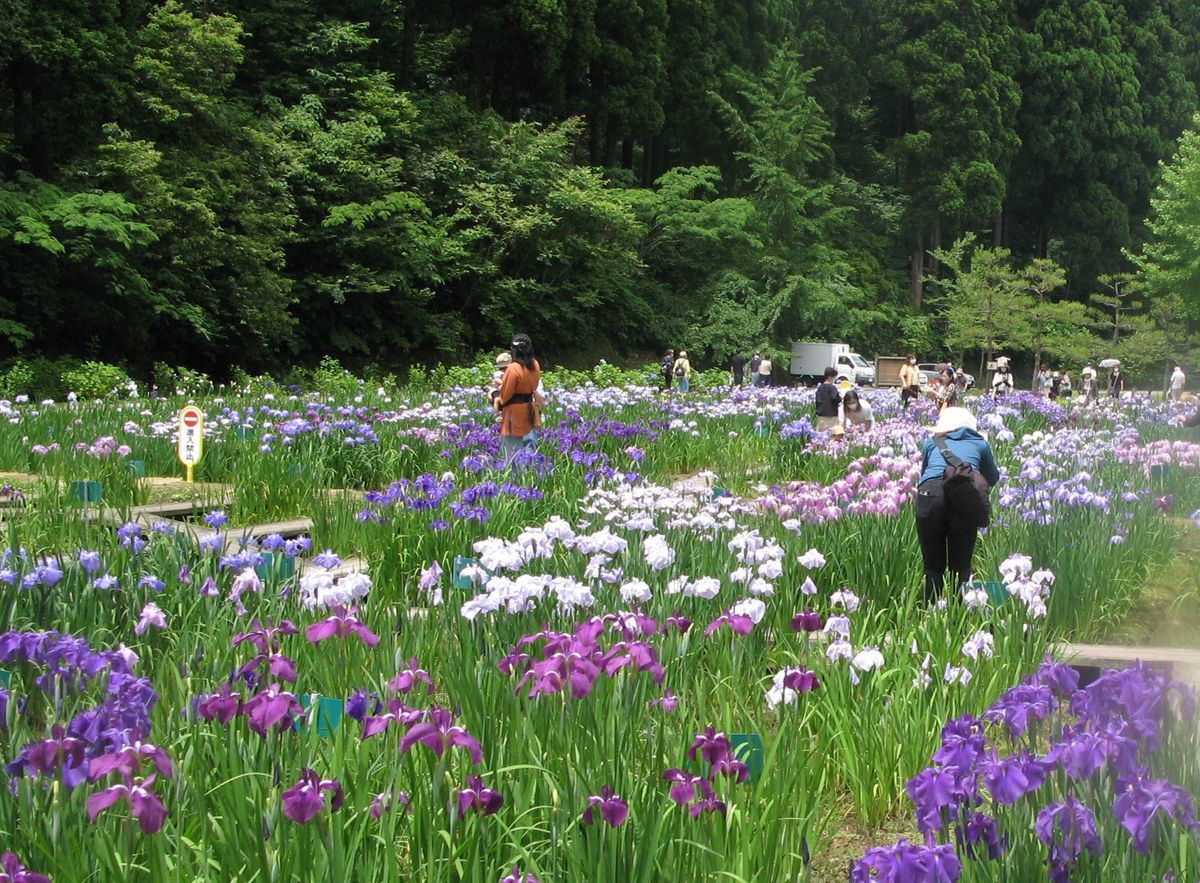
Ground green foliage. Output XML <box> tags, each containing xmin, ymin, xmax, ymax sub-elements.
<box><xmin>0</xmin><ymin>361</ymin><xmax>35</xmax><ymax>399</ymax></box>
<box><xmin>310</xmin><ymin>356</ymin><xmax>363</xmax><ymax>400</ymax></box>
<box><xmin>152</xmin><ymin>362</ymin><xmax>213</xmax><ymax>397</ymax></box>
<box><xmin>60</xmin><ymin>361</ymin><xmax>131</xmax><ymax>400</ymax></box>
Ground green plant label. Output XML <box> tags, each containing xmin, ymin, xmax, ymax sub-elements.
<box><xmin>296</xmin><ymin>694</ymin><xmax>344</xmax><ymax>738</ymax></box>
<box><xmin>730</xmin><ymin>732</ymin><xmax>764</xmax><ymax>785</ymax></box>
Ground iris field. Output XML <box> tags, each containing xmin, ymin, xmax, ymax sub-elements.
<box><xmin>0</xmin><ymin>371</ymin><xmax>1198</xmax><ymax>882</ymax></box>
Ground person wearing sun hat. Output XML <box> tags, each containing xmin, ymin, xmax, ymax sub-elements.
<box><xmin>673</xmin><ymin>350</ymin><xmax>692</xmax><ymax>393</ymax></box>
<box><xmin>915</xmin><ymin>406</ymin><xmax>1000</xmax><ymax>601</ymax></box>
<box><xmin>489</xmin><ymin>352</ymin><xmax>511</xmax><ymax>411</ymax></box>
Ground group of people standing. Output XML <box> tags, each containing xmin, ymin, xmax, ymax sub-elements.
<box><xmin>660</xmin><ymin>348</ymin><xmax>777</xmax><ymax>391</ymax></box>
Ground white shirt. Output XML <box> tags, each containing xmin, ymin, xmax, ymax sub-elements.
<box><xmin>843</xmin><ymin>401</ymin><xmax>873</xmax><ymax>426</ymax></box>
<box><xmin>1171</xmin><ymin>368</ymin><xmax>1186</xmax><ymax>389</ymax></box>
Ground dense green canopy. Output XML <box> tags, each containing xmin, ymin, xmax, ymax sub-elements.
<box><xmin>0</xmin><ymin>0</ymin><xmax>1197</xmax><ymax>379</ymax></box>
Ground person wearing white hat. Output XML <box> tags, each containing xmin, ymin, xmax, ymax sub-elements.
<box><xmin>1080</xmin><ymin>366</ymin><xmax>1098</xmax><ymax>406</ymax></box>
<box><xmin>915</xmin><ymin>407</ymin><xmax>1000</xmax><ymax>601</ymax></box>
<box><xmin>1170</xmin><ymin>366</ymin><xmax>1186</xmax><ymax>402</ymax></box>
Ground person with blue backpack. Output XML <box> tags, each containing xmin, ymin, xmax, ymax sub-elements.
<box><xmin>915</xmin><ymin>407</ymin><xmax>1000</xmax><ymax>601</ymax></box>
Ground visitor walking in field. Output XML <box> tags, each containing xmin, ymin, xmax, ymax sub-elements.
<box><xmin>1108</xmin><ymin>365</ymin><xmax>1124</xmax><ymax>398</ymax></box>
<box><xmin>991</xmin><ymin>360</ymin><xmax>1013</xmax><ymax>397</ymax></box>
<box><xmin>1081</xmin><ymin>366</ymin><xmax>1098</xmax><ymax>405</ymax></box>
<box><xmin>673</xmin><ymin>350</ymin><xmax>692</xmax><ymax>393</ymax></box>
<box><xmin>1170</xmin><ymin>366</ymin><xmax>1186</xmax><ymax>402</ymax></box>
<box><xmin>498</xmin><ymin>333</ymin><xmax>542</xmax><ymax>465</ymax></box>
<box><xmin>915</xmin><ymin>407</ymin><xmax>1000</xmax><ymax>601</ymax></box>
<box><xmin>731</xmin><ymin>350</ymin><xmax>746</xmax><ymax>387</ymax></box>
<box><xmin>899</xmin><ymin>354</ymin><xmax>920</xmax><ymax>409</ymax></box>
<box><xmin>749</xmin><ymin>352</ymin><xmax>762</xmax><ymax>387</ymax></box>
<box><xmin>757</xmin><ymin>354</ymin><xmax>773</xmax><ymax>388</ymax></box>
<box><xmin>1036</xmin><ymin>363</ymin><xmax>1052</xmax><ymax>397</ymax></box>
<box><xmin>660</xmin><ymin>349</ymin><xmax>675</xmax><ymax>392</ymax></box>
<box><xmin>815</xmin><ymin>367</ymin><xmax>841</xmax><ymax>430</ymax></box>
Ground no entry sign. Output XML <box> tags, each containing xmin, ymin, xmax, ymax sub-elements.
<box><xmin>178</xmin><ymin>406</ymin><xmax>205</xmax><ymax>479</ymax></box>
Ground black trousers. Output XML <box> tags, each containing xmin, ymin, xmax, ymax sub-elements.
<box><xmin>915</xmin><ymin>481</ymin><xmax>979</xmax><ymax>600</ymax></box>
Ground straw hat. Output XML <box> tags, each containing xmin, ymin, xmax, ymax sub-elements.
<box><xmin>931</xmin><ymin>406</ymin><xmax>978</xmax><ymax>435</ymax></box>
<box><xmin>495</xmin><ymin>352</ymin><xmax>512</xmax><ymax>367</ymax></box>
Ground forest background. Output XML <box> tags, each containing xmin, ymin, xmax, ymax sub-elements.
<box><xmin>3</xmin><ymin>0</ymin><xmax>1200</xmax><ymax>393</ymax></box>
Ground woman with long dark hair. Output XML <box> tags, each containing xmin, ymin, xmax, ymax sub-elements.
<box><xmin>497</xmin><ymin>332</ymin><xmax>542</xmax><ymax>465</ymax></box>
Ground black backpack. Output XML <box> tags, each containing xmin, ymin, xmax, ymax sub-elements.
<box><xmin>933</xmin><ymin>436</ymin><xmax>991</xmax><ymax>528</ymax></box>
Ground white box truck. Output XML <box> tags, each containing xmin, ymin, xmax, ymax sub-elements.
<box><xmin>789</xmin><ymin>342</ymin><xmax>875</xmax><ymax>385</ymax></box>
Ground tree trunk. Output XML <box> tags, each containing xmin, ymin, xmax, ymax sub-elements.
<box><xmin>398</xmin><ymin>1</ymin><xmax>416</xmax><ymax>89</ymax></box>
<box><xmin>929</xmin><ymin>219</ymin><xmax>941</xmax><ymax>278</ymax></box>
<box><xmin>621</xmin><ymin>137</ymin><xmax>634</xmax><ymax>170</ymax></box>
<box><xmin>910</xmin><ymin>228</ymin><xmax>924</xmax><ymax>309</ymax></box>
<box><xmin>992</xmin><ymin>203</ymin><xmax>1004</xmax><ymax>248</ymax></box>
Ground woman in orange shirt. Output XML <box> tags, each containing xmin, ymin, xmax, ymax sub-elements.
<box><xmin>497</xmin><ymin>333</ymin><xmax>543</xmax><ymax>466</ymax></box>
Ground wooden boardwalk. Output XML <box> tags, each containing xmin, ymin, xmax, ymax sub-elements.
<box><xmin>1056</xmin><ymin>642</ymin><xmax>1200</xmax><ymax>687</ymax></box>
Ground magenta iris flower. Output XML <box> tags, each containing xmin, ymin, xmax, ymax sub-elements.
<box><xmin>501</xmin><ymin>867</ymin><xmax>540</xmax><ymax>883</ymax></box>
<box><xmin>399</xmin><ymin>707</ymin><xmax>483</xmax><ymax>764</ymax></box>
<box><xmin>0</xmin><ymin>851</ymin><xmax>51</xmax><ymax>883</ymax></box>
<box><xmin>663</xmin><ymin>611</ymin><xmax>693</xmax><ymax>634</ymax></box>
<box><xmin>703</xmin><ymin>611</ymin><xmax>754</xmax><ymax>637</ymax></box>
<box><xmin>388</xmin><ymin>658</ymin><xmax>435</xmax><ymax>694</ymax></box>
<box><xmin>242</xmin><ymin>684</ymin><xmax>303</xmax><ymax>735</ymax></box>
<box><xmin>281</xmin><ymin>768</ymin><xmax>345</xmax><ymax>824</ymax></box>
<box><xmin>361</xmin><ymin>699</ymin><xmax>423</xmax><ymax>739</ymax></box>
<box><xmin>370</xmin><ymin>789</ymin><xmax>411</xmax><ymax>819</ymax></box>
<box><xmin>87</xmin><ymin>772</ymin><xmax>169</xmax><ymax>834</ymax></box>
<box><xmin>650</xmin><ymin>690</ymin><xmax>678</xmax><ymax>713</ymax></box>
<box><xmin>688</xmin><ymin>727</ymin><xmax>732</xmax><ymax>765</ymax></box>
<box><xmin>455</xmin><ymin>775</ymin><xmax>503</xmax><ymax>818</ymax></box>
<box><xmin>196</xmin><ymin>684</ymin><xmax>243</xmax><ymax>724</ymax></box>
<box><xmin>88</xmin><ymin>741</ymin><xmax>174</xmax><ymax>782</ymax></box>
<box><xmin>663</xmin><ymin>769</ymin><xmax>706</xmax><ymax>805</ymax></box>
<box><xmin>583</xmin><ymin>786</ymin><xmax>629</xmax><ymax>827</ymax></box>
<box><xmin>790</xmin><ymin>608</ymin><xmax>824</xmax><ymax>632</ymax></box>
<box><xmin>233</xmin><ymin>619</ymin><xmax>299</xmax><ymax>654</ymax></box>
<box><xmin>305</xmin><ymin>605</ymin><xmax>379</xmax><ymax>648</ymax></box>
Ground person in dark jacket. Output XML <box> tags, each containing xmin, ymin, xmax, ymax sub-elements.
<box><xmin>660</xmin><ymin>349</ymin><xmax>675</xmax><ymax>392</ymax></box>
<box><xmin>731</xmin><ymin>350</ymin><xmax>747</xmax><ymax>387</ymax></box>
<box><xmin>915</xmin><ymin>407</ymin><xmax>1001</xmax><ymax>600</ymax></box>
<box><xmin>750</xmin><ymin>352</ymin><xmax>762</xmax><ymax>387</ymax></box>
<box><xmin>815</xmin><ymin>367</ymin><xmax>842</xmax><ymax>430</ymax></box>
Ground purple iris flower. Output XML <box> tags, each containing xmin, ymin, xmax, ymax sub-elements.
<box><xmin>313</xmin><ymin>549</ymin><xmax>341</xmax><ymax>569</ymax></box>
<box><xmin>703</xmin><ymin>611</ymin><xmax>754</xmax><ymax>637</ymax></box>
<box><xmin>979</xmin><ymin>751</ymin><xmax>1046</xmax><ymax>805</ymax></box>
<box><xmin>88</xmin><ymin>741</ymin><xmax>174</xmax><ymax>782</ymax></box>
<box><xmin>1036</xmin><ymin>796</ymin><xmax>1102</xmax><ymax>881</ymax></box>
<box><xmin>177</xmin><ymin>565</ymin><xmax>191</xmax><ymax>584</ymax></box>
<box><xmin>242</xmin><ymin>684</ymin><xmax>302</xmax><ymax>736</ymax></box>
<box><xmin>134</xmin><ymin>603</ymin><xmax>167</xmax><ymax>636</ymax></box>
<box><xmin>138</xmin><ymin>574</ymin><xmax>166</xmax><ymax>593</ymax></box>
<box><xmin>851</xmin><ymin>839</ymin><xmax>962</xmax><ymax>883</ymax></box>
<box><xmin>790</xmin><ymin>608</ymin><xmax>824</xmax><ymax>632</ymax></box>
<box><xmin>87</xmin><ymin>772</ymin><xmax>169</xmax><ymax>834</ymax></box>
<box><xmin>782</xmin><ymin>668</ymin><xmax>820</xmax><ymax>694</ymax></box>
<box><xmin>906</xmin><ymin>766</ymin><xmax>965</xmax><ymax>835</ymax></box>
<box><xmin>281</xmin><ymin>768</ymin><xmax>345</xmax><ymax>824</ymax></box>
<box><xmin>199</xmin><ymin>577</ymin><xmax>219</xmax><ymax>597</ymax></box>
<box><xmin>0</xmin><ymin>851</ymin><xmax>52</xmax><ymax>883</ymax></box>
<box><xmin>1112</xmin><ymin>778</ymin><xmax>1197</xmax><ymax>854</ymax></box>
<box><xmin>418</xmin><ymin>561</ymin><xmax>443</xmax><ymax>590</ymax></box>
<box><xmin>388</xmin><ymin>658</ymin><xmax>435</xmax><ymax>695</ymax></box>
<box><xmin>958</xmin><ymin>812</ymin><xmax>1004</xmax><ymax>861</ymax></box>
<box><xmin>7</xmin><ymin>723</ymin><xmax>89</xmax><ymax>788</ymax></box>
<box><xmin>688</xmin><ymin>727</ymin><xmax>731</xmax><ymax>765</ymax></box>
<box><xmin>399</xmin><ymin>707</ymin><xmax>484</xmax><ymax>764</ymax></box>
<box><xmin>78</xmin><ymin>550</ymin><xmax>101</xmax><ymax>575</ymax></box>
<box><xmin>346</xmin><ymin>689</ymin><xmax>380</xmax><ymax>722</ymax></box>
<box><xmin>305</xmin><ymin>606</ymin><xmax>379</xmax><ymax>648</ymax></box>
<box><xmin>92</xmin><ymin>574</ymin><xmax>119</xmax><ymax>591</ymax></box>
<box><xmin>455</xmin><ymin>775</ymin><xmax>503</xmax><ymax>818</ymax></box>
<box><xmin>583</xmin><ymin>786</ymin><xmax>629</xmax><ymax>827</ymax></box>
<box><xmin>203</xmin><ymin>510</ymin><xmax>229</xmax><ymax>529</ymax></box>
<box><xmin>233</xmin><ymin>619</ymin><xmax>299</xmax><ymax>655</ymax></box>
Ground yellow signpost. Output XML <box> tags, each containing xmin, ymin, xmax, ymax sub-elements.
<box><xmin>178</xmin><ymin>406</ymin><xmax>205</xmax><ymax>482</ymax></box>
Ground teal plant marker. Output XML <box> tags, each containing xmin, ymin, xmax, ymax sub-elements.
<box><xmin>255</xmin><ymin>552</ymin><xmax>296</xmax><ymax>580</ymax></box>
<box><xmin>712</xmin><ymin>487</ymin><xmax>729</xmax><ymax>499</ymax></box>
<box><xmin>754</xmin><ymin>425</ymin><xmax>770</xmax><ymax>438</ymax></box>
<box><xmin>452</xmin><ymin>555</ymin><xmax>487</xmax><ymax>590</ymax></box>
<box><xmin>966</xmin><ymin>580</ymin><xmax>1009</xmax><ymax>606</ymax></box>
<box><xmin>1150</xmin><ymin>464</ymin><xmax>1170</xmax><ymax>479</ymax></box>
<box><xmin>233</xmin><ymin>426</ymin><xmax>254</xmax><ymax>440</ymax></box>
<box><xmin>287</xmin><ymin>464</ymin><xmax>307</xmax><ymax>480</ymax></box>
<box><xmin>0</xmin><ymin>669</ymin><xmax>10</xmax><ymax>689</ymax></box>
<box><xmin>69</xmin><ymin>480</ymin><xmax>103</xmax><ymax>504</ymax></box>
<box><xmin>128</xmin><ymin>460</ymin><xmax>146</xmax><ymax>477</ymax></box>
<box><xmin>730</xmin><ymin>733</ymin><xmax>764</xmax><ymax>784</ymax></box>
<box><xmin>296</xmin><ymin>695</ymin><xmax>344</xmax><ymax>738</ymax></box>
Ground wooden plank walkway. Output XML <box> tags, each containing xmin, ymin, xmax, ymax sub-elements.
<box><xmin>1056</xmin><ymin>643</ymin><xmax>1200</xmax><ymax>687</ymax></box>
